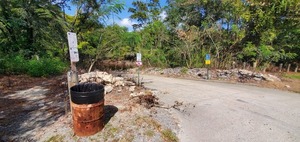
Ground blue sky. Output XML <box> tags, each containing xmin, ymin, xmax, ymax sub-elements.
<box><xmin>65</xmin><ymin>0</ymin><xmax>167</xmax><ymax>31</ymax></box>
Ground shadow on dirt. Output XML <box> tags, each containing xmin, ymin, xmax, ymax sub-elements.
<box><xmin>0</xmin><ymin>95</ymin><xmax>65</xmax><ymax>141</ymax></box>
<box><xmin>103</xmin><ymin>105</ymin><xmax>118</xmax><ymax>125</ymax></box>
<box><xmin>0</xmin><ymin>76</ymin><xmax>67</xmax><ymax>142</ymax></box>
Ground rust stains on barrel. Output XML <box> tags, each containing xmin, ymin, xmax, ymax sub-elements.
<box><xmin>70</xmin><ymin>83</ymin><xmax>104</xmax><ymax>136</ymax></box>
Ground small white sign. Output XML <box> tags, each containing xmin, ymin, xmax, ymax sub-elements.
<box><xmin>136</xmin><ymin>53</ymin><xmax>142</xmax><ymax>62</ymax></box>
<box><xmin>69</xmin><ymin>47</ymin><xmax>79</xmax><ymax>62</ymax></box>
<box><xmin>67</xmin><ymin>32</ymin><xmax>79</xmax><ymax>62</ymax></box>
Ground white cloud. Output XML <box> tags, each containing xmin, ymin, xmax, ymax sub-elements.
<box><xmin>159</xmin><ymin>11</ymin><xmax>167</xmax><ymax>21</ymax></box>
<box><xmin>119</xmin><ymin>18</ymin><xmax>137</xmax><ymax>28</ymax></box>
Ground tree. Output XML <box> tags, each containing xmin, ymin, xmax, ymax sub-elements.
<box><xmin>0</xmin><ymin>0</ymin><xmax>68</xmax><ymax>58</ymax></box>
<box><xmin>128</xmin><ymin>0</ymin><xmax>161</xmax><ymax>30</ymax></box>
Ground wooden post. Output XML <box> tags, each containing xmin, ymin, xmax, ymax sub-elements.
<box><xmin>243</xmin><ymin>62</ymin><xmax>246</xmax><ymax>69</ymax></box>
<box><xmin>232</xmin><ymin>61</ymin><xmax>236</xmax><ymax>69</ymax></box>
<box><xmin>295</xmin><ymin>64</ymin><xmax>299</xmax><ymax>73</ymax></box>
<box><xmin>67</xmin><ymin>32</ymin><xmax>80</xmax><ymax>115</ymax></box>
<box><xmin>253</xmin><ymin>61</ymin><xmax>257</xmax><ymax>70</ymax></box>
<box><xmin>207</xmin><ymin>67</ymin><xmax>209</xmax><ymax>80</ymax></box>
<box><xmin>279</xmin><ymin>63</ymin><xmax>283</xmax><ymax>72</ymax></box>
<box><xmin>66</xmin><ymin>62</ymin><xmax>79</xmax><ymax>114</ymax></box>
<box><xmin>287</xmin><ymin>64</ymin><xmax>291</xmax><ymax>72</ymax></box>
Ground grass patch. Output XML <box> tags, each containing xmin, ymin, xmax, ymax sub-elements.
<box><xmin>45</xmin><ymin>135</ymin><xmax>65</xmax><ymax>142</ymax></box>
<box><xmin>161</xmin><ymin>129</ymin><xmax>179</xmax><ymax>142</ymax></box>
<box><xmin>101</xmin><ymin>123</ymin><xmax>121</xmax><ymax>141</ymax></box>
<box><xmin>283</xmin><ymin>73</ymin><xmax>300</xmax><ymax>80</ymax></box>
<box><xmin>119</xmin><ymin>133</ymin><xmax>134</xmax><ymax>142</ymax></box>
<box><xmin>145</xmin><ymin>129</ymin><xmax>155</xmax><ymax>137</ymax></box>
<box><xmin>180</xmin><ymin>67</ymin><xmax>188</xmax><ymax>74</ymax></box>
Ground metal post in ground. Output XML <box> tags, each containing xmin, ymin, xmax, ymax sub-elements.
<box><xmin>138</xmin><ymin>67</ymin><xmax>140</xmax><ymax>86</ymax></box>
<box><xmin>207</xmin><ymin>65</ymin><xmax>209</xmax><ymax>80</ymax></box>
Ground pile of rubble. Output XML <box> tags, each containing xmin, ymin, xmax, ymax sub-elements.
<box><xmin>79</xmin><ymin>71</ymin><xmax>161</xmax><ymax>109</ymax></box>
<box><xmin>143</xmin><ymin>68</ymin><xmax>282</xmax><ymax>82</ymax></box>
<box><xmin>216</xmin><ymin>69</ymin><xmax>281</xmax><ymax>82</ymax></box>
<box><xmin>79</xmin><ymin>71</ymin><xmax>135</xmax><ymax>94</ymax></box>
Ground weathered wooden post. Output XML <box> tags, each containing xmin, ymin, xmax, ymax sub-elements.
<box><xmin>66</xmin><ymin>32</ymin><xmax>80</xmax><ymax>114</ymax></box>
<box><xmin>295</xmin><ymin>63</ymin><xmax>299</xmax><ymax>73</ymax></box>
<box><xmin>253</xmin><ymin>61</ymin><xmax>257</xmax><ymax>70</ymax></box>
<box><xmin>232</xmin><ymin>61</ymin><xmax>236</xmax><ymax>69</ymax></box>
<box><xmin>243</xmin><ymin>62</ymin><xmax>246</xmax><ymax>69</ymax></box>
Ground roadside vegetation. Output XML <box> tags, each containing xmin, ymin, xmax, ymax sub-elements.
<box><xmin>283</xmin><ymin>73</ymin><xmax>300</xmax><ymax>80</ymax></box>
<box><xmin>0</xmin><ymin>0</ymin><xmax>299</xmax><ymax>77</ymax></box>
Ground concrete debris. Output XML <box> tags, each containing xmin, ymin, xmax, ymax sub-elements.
<box><xmin>104</xmin><ymin>85</ymin><xmax>113</xmax><ymax>94</ymax></box>
<box><xmin>144</xmin><ymin>68</ymin><xmax>282</xmax><ymax>83</ymax></box>
<box><xmin>124</xmin><ymin>81</ymin><xmax>135</xmax><ymax>86</ymax></box>
<box><xmin>238</xmin><ymin>69</ymin><xmax>253</xmax><ymax>76</ymax></box>
<box><xmin>114</xmin><ymin>81</ymin><xmax>125</xmax><ymax>87</ymax></box>
<box><xmin>253</xmin><ymin>77</ymin><xmax>262</xmax><ymax>81</ymax></box>
<box><xmin>129</xmin><ymin>86</ymin><xmax>136</xmax><ymax>92</ymax></box>
<box><xmin>262</xmin><ymin>74</ymin><xmax>281</xmax><ymax>82</ymax></box>
<box><xmin>113</xmin><ymin>77</ymin><xmax>124</xmax><ymax>82</ymax></box>
<box><xmin>130</xmin><ymin>92</ymin><xmax>145</xmax><ymax>98</ymax></box>
<box><xmin>79</xmin><ymin>71</ymin><xmax>133</xmax><ymax>93</ymax></box>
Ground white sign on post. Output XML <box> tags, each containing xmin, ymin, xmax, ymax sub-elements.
<box><xmin>136</xmin><ymin>53</ymin><xmax>142</xmax><ymax>66</ymax></box>
<box><xmin>67</xmin><ymin>32</ymin><xmax>79</xmax><ymax>62</ymax></box>
<box><xmin>136</xmin><ymin>53</ymin><xmax>142</xmax><ymax>62</ymax></box>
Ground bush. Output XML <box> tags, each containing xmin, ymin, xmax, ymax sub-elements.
<box><xmin>180</xmin><ymin>67</ymin><xmax>188</xmax><ymax>74</ymax></box>
<box><xmin>0</xmin><ymin>55</ymin><xmax>28</xmax><ymax>75</ymax></box>
<box><xmin>0</xmin><ymin>54</ymin><xmax>67</xmax><ymax>77</ymax></box>
<box><xmin>27</xmin><ymin>58</ymin><xmax>67</xmax><ymax>77</ymax></box>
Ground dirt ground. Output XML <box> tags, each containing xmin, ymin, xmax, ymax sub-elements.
<box><xmin>0</xmin><ymin>75</ymin><xmax>179</xmax><ymax>142</ymax></box>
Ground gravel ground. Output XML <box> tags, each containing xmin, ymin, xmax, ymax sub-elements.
<box><xmin>37</xmin><ymin>89</ymin><xmax>179</xmax><ymax>142</ymax></box>
<box><xmin>0</xmin><ymin>75</ymin><xmax>179</xmax><ymax>142</ymax></box>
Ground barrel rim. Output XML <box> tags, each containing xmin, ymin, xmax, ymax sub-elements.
<box><xmin>70</xmin><ymin>88</ymin><xmax>104</xmax><ymax>95</ymax></box>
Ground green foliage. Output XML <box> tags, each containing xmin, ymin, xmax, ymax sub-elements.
<box><xmin>180</xmin><ymin>67</ymin><xmax>188</xmax><ymax>74</ymax></box>
<box><xmin>0</xmin><ymin>55</ymin><xmax>27</xmax><ymax>75</ymax></box>
<box><xmin>161</xmin><ymin>129</ymin><xmax>179</xmax><ymax>142</ymax></box>
<box><xmin>284</xmin><ymin>73</ymin><xmax>300</xmax><ymax>80</ymax></box>
<box><xmin>1</xmin><ymin>0</ymin><xmax>300</xmax><ymax>73</ymax></box>
<box><xmin>0</xmin><ymin>53</ymin><xmax>66</xmax><ymax>77</ymax></box>
<box><xmin>27</xmin><ymin>58</ymin><xmax>67</xmax><ymax>77</ymax></box>
<box><xmin>45</xmin><ymin>135</ymin><xmax>65</xmax><ymax>142</ymax></box>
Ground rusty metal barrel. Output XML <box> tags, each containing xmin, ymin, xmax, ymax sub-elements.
<box><xmin>70</xmin><ymin>83</ymin><xmax>105</xmax><ymax>136</ymax></box>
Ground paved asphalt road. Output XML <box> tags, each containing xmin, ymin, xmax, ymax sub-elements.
<box><xmin>142</xmin><ymin>75</ymin><xmax>300</xmax><ymax>142</ymax></box>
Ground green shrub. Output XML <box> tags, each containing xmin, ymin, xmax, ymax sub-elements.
<box><xmin>27</xmin><ymin>58</ymin><xmax>67</xmax><ymax>77</ymax></box>
<box><xmin>180</xmin><ymin>67</ymin><xmax>188</xmax><ymax>74</ymax></box>
<box><xmin>0</xmin><ymin>55</ymin><xmax>28</xmax><ymax>75</ymax></box>
<box><xmin>0</xmin><ymin>58</ymin><xmax>5</xmax><ymax>74</ymax></box>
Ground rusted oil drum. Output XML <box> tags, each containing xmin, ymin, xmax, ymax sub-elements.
<box><xmin>70</xmin><ymin>83</ymin><xmax>104</xmax><ymax>136</ymax></box>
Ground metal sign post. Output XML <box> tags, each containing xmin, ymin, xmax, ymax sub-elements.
<box><xmin>205</xmin><ymin>54</ymin><xmax>211</xmax><ymax>80</ymax></box>
<box><xmin>67</xmin><ymin>32</ymin><xmax>80</xmax><ymax>114</ymax></box>
<box><xmin>136</xmin><ymin>53</ymin><xmax>142</xmax><ymax>86</ymax></box>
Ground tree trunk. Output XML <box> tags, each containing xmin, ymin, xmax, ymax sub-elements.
<box><xmin>279</xmin><ymin>63</ymin><xmax>283</xmax><ymax>72</ymax></box>
<box><xmin>287</xmin><ymin>64</ymin><xmax>291</xmax><ymax>72</ymax></box>
<box><xmin>88</xmin><ymin>60</ymin><xmax>96</xmax><ymax>73</ymax></box>
<box><xmin>253</xmin><ymin>61</ymin><xmax>257</xmax><ymax>70</ymax></box>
